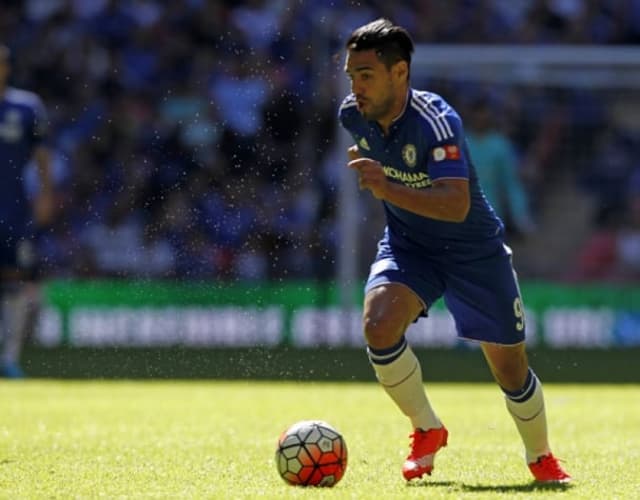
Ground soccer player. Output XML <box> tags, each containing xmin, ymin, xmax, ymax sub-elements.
<box><xmin>338</xmin><ymin>19</ymin><xmax>570</xmax><ymax>483</ymax></box>
<box><xmin>0</xmin><ymin>44</ymin><xmax>55</xmax><ymax>377</ymax></box>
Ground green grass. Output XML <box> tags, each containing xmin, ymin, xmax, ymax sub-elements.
<box><xmin>1</xmin><ymin>381</ymin><xmax>639</xmax><ymax>499</ymax></box>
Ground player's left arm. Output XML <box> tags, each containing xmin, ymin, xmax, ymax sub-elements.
<box><xmin>348</xmin><ymin>158</ymin><xmax>469</xmax><ymax>222</ymax></box>
<box><xmin>348</xmin><ymin>106</ymin><xmax>471</xmax><ymax>222</ymax></box>
<box><xmin>386</xmin><ymin>176</ymin><xmax>469</xmax><ymax>222</ymax></box>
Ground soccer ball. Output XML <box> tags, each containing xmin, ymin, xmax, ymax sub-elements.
<box><xmin>275</xmin><ymin>420</ymin><xmax>348</xmax><ymax>487</ymax></box>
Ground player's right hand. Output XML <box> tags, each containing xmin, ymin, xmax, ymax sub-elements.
<box><xmin>348</xmin><ymin>157</ymin><xmax>389</xmax><ymax>200</ymax></box>
<box><xmin>347</xmin><ymin>145</ymin><xmax>361</xmax><ymax>161</ymax></box>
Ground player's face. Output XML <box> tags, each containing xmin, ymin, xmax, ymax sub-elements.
<box><xmin>345</xmin><ymin>49</ymin><xmax>399</xmax><ymax>122</ymax></box>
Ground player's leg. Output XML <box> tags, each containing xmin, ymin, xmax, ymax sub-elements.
<box><xmin>363</xmin><ymin>283</ymin><xmax>448</xmax><ymax>480</ymax></box>
<box><xmin>481</xmin><ymin>342</ymin><xmax>549</xmax><ymax>461</ymax></box>
<box><xmin>444</xmin><ymin>245</ymin><xmax>570</xmax><ymax>482</ymax></box>
<box><xmin>364</xmin><ymin>243</ymin><xmax>449</xmax><ymax>479</ymax></box>
<box><xmin>480</xmin><ymin>341</ymin><xmax>570</xmax><ymax>482</ymax></box>
<box><xmin>364</xmin><ymin>283</ymin><xmax>440</xmax><ymax>431</ymax></box>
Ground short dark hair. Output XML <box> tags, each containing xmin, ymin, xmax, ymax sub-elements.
<box><xmin>346</xmin><ymin>18</ymin><xmax>414</xmax><ymax>71</ymax></box>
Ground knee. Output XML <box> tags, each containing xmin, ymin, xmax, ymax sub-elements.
<box><xmin>363</xmin><ymin>311</ymin><xmax>404</xmax><ymax>349</ymax></box>
<box><xmin>362</xmin><ymin>284</ymin><xmax>422</xmax><ymax>349</ymax></box>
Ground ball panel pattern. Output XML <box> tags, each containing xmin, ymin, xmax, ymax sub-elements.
<box><xmin>275</xmin><ymin>420</ymin><xmax>348</xmax><ymax>487</ymax></box>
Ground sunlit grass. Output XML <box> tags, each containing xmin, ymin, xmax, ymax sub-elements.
<box><xmin>1</xmin><ymin>381</ymin><xmax>638</xmax><ymax>499</ymax></box>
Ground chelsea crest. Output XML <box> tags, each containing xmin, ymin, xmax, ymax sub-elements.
<box><xmin>402</xmin><ymin>144</ymin><xmax>417</xmax><ymax>167</ymax></box>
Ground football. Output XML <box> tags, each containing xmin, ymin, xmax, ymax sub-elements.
<box><xmin>275</xmin><ymin>420</ymin><xmax>348</xmax><ymax>487</ymax></box>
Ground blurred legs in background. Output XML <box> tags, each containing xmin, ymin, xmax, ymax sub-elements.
<box><xmin>1</xmin><ymin>282</ymin><xmax>40</xmax><ymax>378</ymax></box>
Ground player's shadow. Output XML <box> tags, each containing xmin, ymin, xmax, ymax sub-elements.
<box><xmin>406</xmin><ymin>480</ymin><xmax>457</xmax><ymax>489</ymax></box>
<box><xmin>461</xmin><ymin>482</ymin><xmax>574</xmax><ymax>494</ymax></box>
<box><xmin>407</xmin><ymin>480</ymin><xmax>574</xmax><ymax>494</ymax></box>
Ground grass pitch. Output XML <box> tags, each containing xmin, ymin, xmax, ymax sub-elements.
<box><xmin>1</xmin><ymin>381</ymin><xmax>638</xmax><ymax>499</ymax></box>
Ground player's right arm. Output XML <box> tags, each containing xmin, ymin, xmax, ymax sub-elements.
<box><xmin>339</xmin><ymin>95</ymin><xmax>364</xmax><ymax>163</ymax></box>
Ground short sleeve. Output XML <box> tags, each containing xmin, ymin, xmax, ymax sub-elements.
<box><xmin>425</xmin><ymin>112</ymin><xmax>468</xmax><ymax>181</ymax></box>
<box><xmin>338</xmin><ymin>94</ymin><xmax>358</xmax><ymax>132</ymax></box>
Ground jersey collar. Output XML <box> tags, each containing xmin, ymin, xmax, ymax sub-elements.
<box><xmin>368</xmin><ymin>88</ymin><xmax>411</xmax><ymax>137</ymax></box>
<box><xmin>389</xmin><ymin>88</ymin><xmax>411</xmax><ymax>129</ymax></box>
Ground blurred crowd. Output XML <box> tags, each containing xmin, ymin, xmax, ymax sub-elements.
<box><xmin>2</xmin><ymin>0</ymin><xmax>640</xmax><ymax>283</ymax></box>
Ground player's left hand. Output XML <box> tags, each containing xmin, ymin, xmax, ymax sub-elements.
<box><xmin>348</xmin><ymin>157</ymin><xmax>389</xmax><ymax>199</ymax></box>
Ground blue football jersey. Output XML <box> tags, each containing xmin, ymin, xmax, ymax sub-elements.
<box><xmin>0</xmin><ymin>87</ymin><xmax>48</xmax><ymax>228</ymax></box>
<box><xmin>339</xmin><ymin>89</ymin><xmax>504</xmax><ymax>256</ymax></box>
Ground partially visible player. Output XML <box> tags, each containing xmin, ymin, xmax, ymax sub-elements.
<box><xmin>338</xmin><ymin>19</ymin><xmax>570</xmax><ymax>482</ymax></box>
<box><xmin>0</xmin><ymin>44</ymin><xmax>55</xmax><ymax>378</ymax></box>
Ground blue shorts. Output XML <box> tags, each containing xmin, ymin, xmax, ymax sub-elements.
<box><xmin>365</xmin><ymin>242</ymin><xmax>526</xmax><ymax>345</ymax></box>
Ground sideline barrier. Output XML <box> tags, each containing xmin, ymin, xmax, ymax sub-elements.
<box><xmin>21</xmin><ymin>346</ymin><xmax>640</xmax><ymax>382</ymax></box>
<box><xmin>34</xmin><ymin>280</ymin><xmax>640</xmax><ymax>349</ymax></box>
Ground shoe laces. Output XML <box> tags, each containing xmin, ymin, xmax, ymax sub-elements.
<box><xmin>407</xmin><ymin>429</ymin><xmax>437</xmax><ymax>458</ymax></box>
<box><xmin>536</xmin><ymin>454</ymin><xmax>569</xmax><ymax>477</ymax></box>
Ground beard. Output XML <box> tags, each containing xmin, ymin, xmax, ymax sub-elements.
<box><xmin>358</xmin><ymin>89</ymin><xmax>395</xmax><ymax>122</ymax></box>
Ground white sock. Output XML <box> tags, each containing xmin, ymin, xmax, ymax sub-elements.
<box><xmin>503</xmin><ymin>368</ymin><xmax>550</xmax><ymax>463</ymax></box>
<box><xmin>368</xmin><ymin>337</ymin><xmax>440</xmax><ymax>431</ymax></box>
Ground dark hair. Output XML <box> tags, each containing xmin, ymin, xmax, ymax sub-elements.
<box><xmin>346</xmin><ymin>18</ymin><xmax>414</xmax><ymax>71</ymax></box>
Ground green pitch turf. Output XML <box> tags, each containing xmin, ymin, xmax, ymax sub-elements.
<box><xmin>1</xmin><ymin>381</ymin><xmax>638</xmax><ymax>499</ymax></box>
